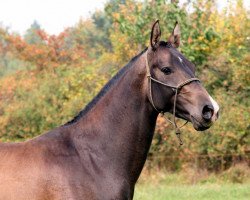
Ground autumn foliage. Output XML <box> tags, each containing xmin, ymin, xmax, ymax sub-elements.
<box><xmin>0</xmin><ymin>0</ymin><xmax>249</xmax><ymax>171</ymax></box>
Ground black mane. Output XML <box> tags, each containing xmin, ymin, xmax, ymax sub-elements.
<box><xmin>65</xmin><ymin>48</ymin><xmax>148</xmax><ymax>125</ymax></box>
<box><xmin>159</xmin><ymin>41</ymin><xmax>172</xmax><ymax>48</ymax></box>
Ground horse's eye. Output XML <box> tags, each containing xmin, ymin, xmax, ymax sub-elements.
<box><xmin>161</xmin><ymin>67</ymin><xmax>172</xmax><ymax>75</ymax></box>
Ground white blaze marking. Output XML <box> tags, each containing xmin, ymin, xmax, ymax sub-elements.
<box><xmin>178</xmin><ymin>56</ymin><xmax>183</xmax><ymax>63</ymax></box>
<box><xmin>209</xmin><ymin>95</ymin><xmax>219</xmax><ymax>121</ymax></box>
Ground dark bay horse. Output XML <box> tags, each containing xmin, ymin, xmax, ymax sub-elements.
<box><xmin>0</xmin><ymin>21</ymin><xmax>219</xmax><ymax>200</ymax></box>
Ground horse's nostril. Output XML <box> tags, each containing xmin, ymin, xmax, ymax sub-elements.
<box><xmin>202</xmin><ymin>105</ymin><xmax>214</xmax><ymax>122</ymax></box>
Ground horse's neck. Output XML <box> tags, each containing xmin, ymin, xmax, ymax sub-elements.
<box><xmin>69</xmin><ymin>53</ymin><xmax>158</xmax><ymax>184</ymax></box>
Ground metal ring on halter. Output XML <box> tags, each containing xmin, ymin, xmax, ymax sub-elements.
<box><xmin>145</xmin><ymin>50</ymin><xmax>200</xmax><ymax>145</ymax></box>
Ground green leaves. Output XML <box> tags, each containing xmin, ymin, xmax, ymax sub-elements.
<box><xmin>0</xmin><ymin>0</ymin><xmax>249</xmax><ymax>171</ymax></box>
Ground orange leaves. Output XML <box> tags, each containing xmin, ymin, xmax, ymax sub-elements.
<box><xmin>0</xmin><ymin>76</ymin><xmax>17</xmax><ymax>100</ymax></box>
<box><xmin>0</xmin><ymin>71</ymin><xmax>36</xmax><ymax>99</ymax></box>
<box><xmin>4</xmin><ymin>28</ymin><xmax>87</xmax><ymax>71</ymax></box>
<box><xmin>0</xmin><ymin>0</ymin><xmax>249</xmax><ymax>169</ymax></box>
<box><xmin>8</xmin><ymin>35</ymin><xmax>26</xmax><ymax>51</ymax></box>
<box><xmin>36</xmin><ymin>30</ymin><xmax>48</xmax><ymax>41</ymax></box>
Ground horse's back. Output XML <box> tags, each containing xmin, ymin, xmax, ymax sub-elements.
<box><xmin>0</xmin><ymin>131</ymin><xmax>96</xmax><ymax>200</ymax></box>
<box><xmin>0</xmin><ymin>140</ymin><xmax>48</xmax><ymax>199</ymax></box>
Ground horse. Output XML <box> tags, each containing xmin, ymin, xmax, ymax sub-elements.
<box><xmin>0</xmin><ymin>20</ymin><xmax>219</xmax><ymax>200</ymax></box>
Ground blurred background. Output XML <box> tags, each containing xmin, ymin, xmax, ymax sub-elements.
<box><xmin>0</xmin><ymin>0</ymin><xmax>249</xmax><ymax>199</ymax></box>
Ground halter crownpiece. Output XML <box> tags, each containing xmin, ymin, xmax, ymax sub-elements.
<box><xmin>145</xmin><ymin>50</ymin><xmax>200</xmax><ymax>145</ymax></box>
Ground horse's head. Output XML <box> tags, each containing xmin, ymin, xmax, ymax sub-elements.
<box><xmin>146</xmin><ymin>20</ymin><xmax>219</xmax><ymax>131</ymax></box>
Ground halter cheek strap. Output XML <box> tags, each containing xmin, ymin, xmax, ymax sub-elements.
<box><xmin>145</xmin><ymin>50</ymin><xmax>200</xmax><ymax>145</ymax></box>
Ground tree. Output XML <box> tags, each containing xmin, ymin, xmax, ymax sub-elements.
<box><xmin>24</xmin><ymin>20</ymin><xmax>44</xmax><ymax>45</ymax></box>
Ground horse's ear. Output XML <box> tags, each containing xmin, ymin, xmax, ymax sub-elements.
<box><xmin>168</xmin><ymin>21</ymin><xmax>181</xmax><ymax>48</ymax></box>
<box><xmin>150</xmin><ymin>20</ymin><xmax>161</xmax><ymax>50</ymax></box>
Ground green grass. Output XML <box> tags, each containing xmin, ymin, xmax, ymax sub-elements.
<box><xmin>134</xmin><ymin>166</ymin><xmax>250</xmax><ymax>200</ymax></box>
<box><xmin>134</xmin><ymin>183</ymin><xmax>250</xmax><ymax>200</ymax></box>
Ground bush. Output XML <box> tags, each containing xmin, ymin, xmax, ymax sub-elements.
<box><xmin>221</xmin><ymin>163</ymin><xmax>250</xmax><ymax>183</ymax></box>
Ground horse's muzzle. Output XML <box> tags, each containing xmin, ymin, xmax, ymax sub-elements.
<box><xmin>191</xmin><ymin>115</ymin><xmax>213</xmax><ymax>131</ymax></box>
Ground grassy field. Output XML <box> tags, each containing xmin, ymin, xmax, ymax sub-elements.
<box><xmin>134</xmin><ymin>165</ymin><xmax>250</xmax><ymax>200</ymax></box>
<box><xmin>134</xmin><ymin>182</ymin><xmax>250</xmax><ymax>200</ymax></box>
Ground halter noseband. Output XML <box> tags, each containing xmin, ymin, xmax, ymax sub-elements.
<box><xmin>145</xmin><ymin>50</ymin><xmax>200</xmax><ymax>145</ymax></box>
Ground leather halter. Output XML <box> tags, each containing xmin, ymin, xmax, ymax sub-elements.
<box><xmin>145</xmin><ymin>50</ymin><xmax>200</xmax><ymax>145</ymax></box>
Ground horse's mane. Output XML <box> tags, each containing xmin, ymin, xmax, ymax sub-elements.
<box><xmin>65</xmin><ymin>48</ymin><xmax>148</xmax><ymax>125</ymax></box>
